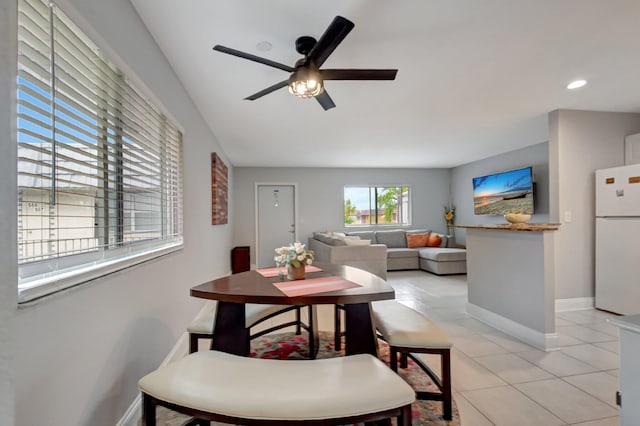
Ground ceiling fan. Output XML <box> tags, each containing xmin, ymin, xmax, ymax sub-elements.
<box><xmin>213</xmin><ymin>16</ymin><xmax>398</xmax><ymax>110</ymax></box>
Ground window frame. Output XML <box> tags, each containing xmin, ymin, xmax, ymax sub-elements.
<box><xmin>343</xmin><ymin>185</ymin><xmax>412</xmax><ymax>227</ymax></box>
<box><xmin>16</xmin><ymin>0</ymin><xmax>184</xmax><ymax>303</ymax></box>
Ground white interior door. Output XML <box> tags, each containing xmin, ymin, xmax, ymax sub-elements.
<box><xmin>256</xmin><ymin>185</ymin><xmax>296</xmax><ymax>268</ymax></box>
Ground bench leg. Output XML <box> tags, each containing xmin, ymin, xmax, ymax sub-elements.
<box><xmin>400</xmin><ymin>352</ymin><xmax>408</xmax><ymax>369</ymax></box>
<box><xmin>389</xmin><ymin>346</ymin><xmax>399</xmax><ymax>372</ymax></box>
<box><xmin>442</xmin><ymin>349</ymin><xmax>452</xmax><ymax>420</ymax></box>
<box><xmin>189</xmin><ymin>333</ymin><xmax>198</xmax><ymax>354</ymax></box>
<box><xmin>399</xmin><ymin>403</ymin><xmax>412</xmax><ymax>426</ymax></box>
<box><xmin>408</xmin><ymin>348</ymin><xmax>453</xmax><ymax>421</ymax></box>
<box><xmin>142</xmin><ymin>393</ymin><xmax>156</xmax><ymax>426</ymax></box>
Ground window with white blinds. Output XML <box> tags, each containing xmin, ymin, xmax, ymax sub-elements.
<box><xmin>17</xmin><ymin>0</ymin><xmax>184</xmax><ymax>302</ymax></box>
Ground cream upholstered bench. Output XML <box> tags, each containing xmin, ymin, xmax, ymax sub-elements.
<box><xmin>188</xmin><ymin>302</ymin><xmax>316</xmax><ymax>357</ymax></box>
<box><xmin>372</xmin><ymin>300</ymin><xmax>453</xmax><ymax>420</ymax></box>
<box><xmin>138</xmin><ymin>350</ymin><xmax>415</xmax><ymax>425</ymax></box>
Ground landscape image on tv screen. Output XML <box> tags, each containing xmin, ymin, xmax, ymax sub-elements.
<box><xmin>472</xmin><ymin>166</ymin><xmax>534</xmax><ymax>215</ymax></box>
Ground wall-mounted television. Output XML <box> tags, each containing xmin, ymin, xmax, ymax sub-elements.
<box><xmin>472</xmin><ymin>166</ymin><xmax>534</xmax><ymax>215</ymax></box>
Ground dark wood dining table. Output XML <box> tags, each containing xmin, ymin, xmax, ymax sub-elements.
<box><xmin>190</xmin><ymin>263</ymin><xmax>395</xmax><ymax>357</ymax></box>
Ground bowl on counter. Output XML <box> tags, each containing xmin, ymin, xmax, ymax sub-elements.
<box><xmin>504</xmin><ymin>213</ymin><xmax>531</xmax><ymax>224</ymax></box>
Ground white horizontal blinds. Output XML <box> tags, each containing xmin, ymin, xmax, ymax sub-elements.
<box><xmin>17</xmin><ymin>0</ymin><xmax>183</xmax><ymax>270</ymax></box>
<box><xmin>17</xmin><ymin>0</ymin><xmax>56</xmax><ymax>263</ymax></box>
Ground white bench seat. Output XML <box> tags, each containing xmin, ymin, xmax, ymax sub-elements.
<box><xmin>372</xmin><ymin>299</ymin><xmax>453</xmax><ymax>420</ymax></box>
<box><xmin>139</xmin><ymin>350</ymin><xmax>415</xmax><ymax>425</ymax></box>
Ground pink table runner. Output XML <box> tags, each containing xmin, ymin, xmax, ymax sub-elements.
<box><xmin>273</xmin><ymin>276</ymin><xmax>362</xmax><ymax>297</ymax></box>
<box><xmin>255</xmin><ymin>265</ymin><xmax>323</xmax><ymax>278</ymax></box>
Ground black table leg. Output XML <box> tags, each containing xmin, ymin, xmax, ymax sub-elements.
<box><xmin>211</xmin><ymin>301</ymin><xmax>250</xmax><ymax>356</ymax></box>
<box><xmin>344</xmin><ymin>302</ymin><xmax>378</xmax><ymax>356</ymax></box>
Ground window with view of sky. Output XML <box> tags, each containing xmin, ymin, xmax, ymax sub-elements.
<box><xmin>16</xmin><ymin>0</ymin><xmax>183</xmax><ymax>302</ymax></box>
<box><xmin>344</xmin><ymin>186</ymin><xmax>410</xmax><ymax>226</ymax></box>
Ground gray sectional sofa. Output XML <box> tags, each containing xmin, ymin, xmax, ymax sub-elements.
<box><xmin>308</xmin><ymin>229</ymin><xmax>466</xmax><ymax>277</ymax></box>
<box><xmin>307</xmin><ymin>234</ymin><xmax>388</xmax><ymax>280</ymax></box>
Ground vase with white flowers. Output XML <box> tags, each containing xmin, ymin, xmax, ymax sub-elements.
<box><xmin>274</xmin><ymin>241</ymin><xmax>314</xmax><ymax>280</ymax></box>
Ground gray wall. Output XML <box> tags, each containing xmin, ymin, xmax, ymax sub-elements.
<box><xmin>549</xmin><ymin>109</ymin><xmax>640</xmax><ymax>299</ymax></box>
<box><xmin>466</xmin><ymin>229</ymin><xmax>556</xmax><ymax>335</ymax></box>
<box><xmin>0</xmin><ymin>0</ymin><xmax>17</xmax><ymax>422</ymax></box>
<box><xmin>233</xmin><ymin>167</ymin><xmax>451</xmax><ymax>264</ymax></box>
<box><xmin>4</xmin><ymin>0</ymin><xmax>233</xmax><ymax>424</ymax></box>
<box><xmin>451</xmin><ymin>142</ymin><xmax>550</xmax><ymax>245</ymax></box>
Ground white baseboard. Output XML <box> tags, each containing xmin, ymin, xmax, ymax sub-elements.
<box><xmin>117</xmin><ymin>331</ymin><xmax>189</xmax><ymax>426</ymax></box>
<box><xmin>466</xmin><ymin>303</ymin><xmax>558</xmax><ymax>351</ymax></box>
<box><xmin>116</xmin><ymin>302</ymin><xmax>210</xmax><ymax>426</ymax></box>
<box><xmin>555</xmin><ymin>297</ymin><xmax>595</xmax><ymax>312</ymax></box>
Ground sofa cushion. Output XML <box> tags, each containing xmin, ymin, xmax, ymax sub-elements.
<box><xmin>346</xmin><ymin>231</ymin><xmax>376</xmax><ymax>243</ymax></box>
<box><xmin>386</xmin><ymin>248</ymin><xmax>419</xmax><ymax>259</ymax></box>
<box><xmin>406</xmin><ymin>232</ymin><xmax>430</xmax><ymax>248</ymax></box>
<box><xmin>417</xmin><ymin>247</ymin><xmax>466</xmax><ymax>262</ymax></box>
<box><xmin>313</xmin><ymin>232</ymin><xmax>347</xmax><ymax>246</ymax></box>
<box><xmin>375</xmin><ymin>230</ymin><xmax>407</xmax><ymax>248</ymax></box>
<box><xmin>343</xmin><ymin>237</ymin><xmax>371</xmax><ymax>246</ymax></box>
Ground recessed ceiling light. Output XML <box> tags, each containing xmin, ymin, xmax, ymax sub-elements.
<box><xmin>256</xmin><ymin>41</ymin><xmax>272</xmax><ymax>52</ymax></box>
<box><xmin>567</xmin><ymin>79</ymin><xmax>587</xmax><ymax>90</ymax></box>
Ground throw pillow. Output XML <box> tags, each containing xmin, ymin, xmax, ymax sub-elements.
<box><xmin>406</xmin><ymin>232</ymin><xmax>430</xmax><ymax>248</ymax></box>
<box><xmin>426</xmin><ymin>233</ymin><xmax>442</xmax><ymax>247</ymax></box>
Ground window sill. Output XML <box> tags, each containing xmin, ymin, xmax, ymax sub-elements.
<box><xmin>18</xmin><ymin>242</ymin><xmax>183</xmax><ymax>304</ymax></box>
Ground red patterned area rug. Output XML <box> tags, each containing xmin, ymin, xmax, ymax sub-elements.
<box><xmin>149</xmin><ymin>331</ymin><xmax>460</xmax><ymax>426</ymax></box>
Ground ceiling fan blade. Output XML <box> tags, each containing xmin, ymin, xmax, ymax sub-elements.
<box><xmin>213</xmin><ymin>45</ymin><xmax>294</xmax><ymax>73</ymax></box>
<box><xmin>321</xmin><ymin>69</ymin><xmax>398</xmax><ymax>80</ymax></box>
<box><xmin>245</xmin><ymin>80</ymin><xmax>289</xmax><ymax>100</ymax></box>
<box><xmin>315</xmin><ymin>90</ymin><xmax>336</xmax><ymax>110</ymax></box>
<box><xmin>306</xmin><ymin>16</ymin><xmax>355</xmax><ymax>68</ymax></box>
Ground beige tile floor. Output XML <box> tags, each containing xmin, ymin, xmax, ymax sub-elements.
<box><xmin>387</xmin><ymin>270</ymin><xmax>620</xmax><ymax>426</ymax></box>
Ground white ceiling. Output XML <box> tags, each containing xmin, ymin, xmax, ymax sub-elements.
<box><xmin>130</xmin><ymin>0</ymin><xmax>640</xmax><ymax>168</ymax></box>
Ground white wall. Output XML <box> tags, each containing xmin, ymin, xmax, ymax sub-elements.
<box><xmin>451</xmin><ymin>142</ymin><xmax>550</xmax><ymax>245</ymax></box>
<box><xmin>0</xmin><ymin>0</ymin><xmax>17</xmax><ymax>422</ymax></box>
<box><xmin>549</xmin><ymin>109</ymin><xmax>640</xmax><ymax>300</ymax></box>
<box><xmin>233</xmin><ymin>167</ymin><xmax>451</xmax><ymax>263</ymax></box>
<box><xmin>4</xmin><ymin>0</ymin><xmax>234</xmax><ymax>424</ymax></box>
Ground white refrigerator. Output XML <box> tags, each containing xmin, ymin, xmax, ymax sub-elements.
<box><xmin>595</xmin><ymin>163</ymin><xmax>640</xmax><ymax>314</ymax></box>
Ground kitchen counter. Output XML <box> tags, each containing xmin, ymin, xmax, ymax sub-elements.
<box><xmin>462</xmin><ymin>226</ymin><xmax>558</xmax><ymax>350</ymax></box>
<box><xmin>453</xmin><ymin>223</ymin><xmax>560</xmax><ymax>232</ymax></box>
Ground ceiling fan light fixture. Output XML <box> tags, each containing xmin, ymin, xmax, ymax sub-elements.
<box><xmin>288</xmin><ymin>68</ymin><xmax>323</xmax><ymax>98</ymax></box>
<box><xmin>288</xmin><ymin>78</ymin><xmax>323</xmax><ymax>98</ymax></box>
